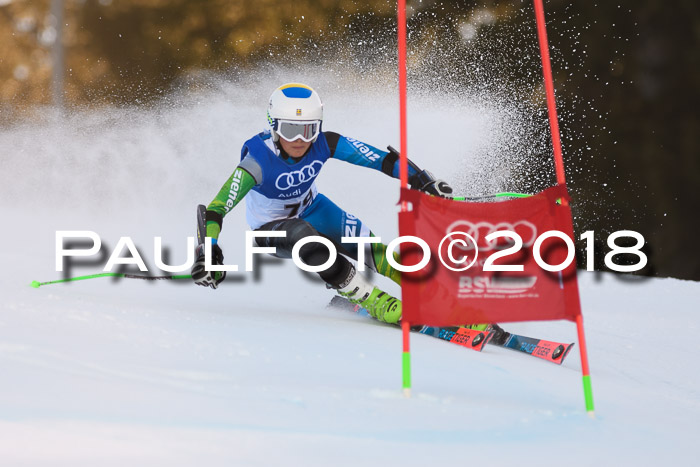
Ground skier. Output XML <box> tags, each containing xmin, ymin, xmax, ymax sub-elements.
<box><xmin>191</xmin><ymin>83</ymin><xmax>453</xmax><ymax>325</ymax></box>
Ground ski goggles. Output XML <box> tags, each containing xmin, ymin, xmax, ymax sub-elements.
<box><xmin>275</xmin><ymin>119</ymin><xmax>321</xmax><ymax>143</ymax></box>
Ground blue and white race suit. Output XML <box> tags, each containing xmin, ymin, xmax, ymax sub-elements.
<box><xmin>234</xmin><ymin>130</ymin><xmax>415</xmax><ymax>259</ymax></box>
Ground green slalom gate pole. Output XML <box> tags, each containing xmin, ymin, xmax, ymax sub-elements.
<box><xmin>402</xmin><ymin>320</ymin><xmax>411</xmax><ymax>398</ymax></box>
<box><xmin>31</xmin><ymin>273</ymin><xmax>192</xmax><ymax>288</ymax></box>
<box><xmin>576</xmin><ymin>314</ymin><xmax>596</xmax><ymax>417</ymax></box>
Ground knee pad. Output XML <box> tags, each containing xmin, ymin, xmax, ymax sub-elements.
<box><xmin>283</xmin><ymin>220</ymin><xmax>330</xmax><ymax>266</ymax></box>
<box><xmin>257</xmin><ymin>218</ymin><xmax>352</xmax><ymax>286</ymax></box>
<box><xmin>286</xmin><ymin>220</ymin><xmax>352</xmax><ymax>286</ymax></box>
<box><xmin>255</xmin><ymin>218</ymin><xmax>318</xmax><ymax>258</ymax></box>
<box><xmin>284</xmin><ymin>219</ymin><xmax>320</xmax><ymax>244</ymax></box>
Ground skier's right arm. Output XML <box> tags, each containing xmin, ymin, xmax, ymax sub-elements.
<box><xmin>204</xmin><ymin>161</ymin><xmax>259</xmax><ymax>241</ymax></box>
<box><xmin>191</xmin><ymin>161</ymin><xmax>258</xmax><ymax>289</ymax></box>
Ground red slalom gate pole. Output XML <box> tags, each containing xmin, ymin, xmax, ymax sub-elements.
<box><xmin>397</xmin><ymin>0</ymin><xmax>411</xmax><ymax>398</ymax></box>
<box><xmin>533</xmin><ymin>0</ymin><xmax>594</xmax><ymax>416</ymax></box>
<box><xmin>533</xmin><ymin>0</ymin><xmax>566</xmax><ymax>185</ymax></box>
<box><xmin>398</xmin><ymin>0</ymin><xmax>408</xmax><ymax>191</ymax></box>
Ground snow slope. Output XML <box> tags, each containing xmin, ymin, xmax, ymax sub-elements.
<box><xmin>1</xmin><ymin>76</ymin><xmax>698</xmax><ymax>466</ymax></box>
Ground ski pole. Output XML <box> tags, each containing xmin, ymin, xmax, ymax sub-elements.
<box><xmin>30</xmin><ymin>273</ymin><xmax>192</xmax><ymax>288</ymax></box>
<box><xmin>453</xmin><ymin>192</ymin><xmax>531</xmax><ymax>201</ymax></box>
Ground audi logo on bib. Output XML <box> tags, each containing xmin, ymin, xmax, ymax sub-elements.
<box><xmin>445</xmin><ymin>220</ymin><xmax>538</xmax><ymax>252</ymax></box>
<box><xmin>275</xmin><ymin>160</ymin><xmax>324</xmax><ymax>190</ymax></box>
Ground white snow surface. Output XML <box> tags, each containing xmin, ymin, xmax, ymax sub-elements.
<box><xmin>1</xmin><ymin>77</ymin><xmax>699</xmax><ymax>466</ymax></box>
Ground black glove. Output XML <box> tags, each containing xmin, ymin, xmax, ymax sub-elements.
<box><xmin>191</xmin><ymin>242</ymin><xmax>226</xmax><ymax>289</ymax></box>
<box><xmin>409</xmin><ymin>169</ymin><xmax>454</xmax><ymax>198</ymax></box>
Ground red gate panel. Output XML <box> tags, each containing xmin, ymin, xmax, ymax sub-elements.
<box><xmin>398</xmin><ymin>185</ymin><xmax>582</xmax><ymax>327</ymax></box>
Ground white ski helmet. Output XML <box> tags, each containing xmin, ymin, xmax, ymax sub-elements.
<box><xmin>267</xmin><ymin>83</ymin><xmax>323</xmax><ymax>143</ymax></box>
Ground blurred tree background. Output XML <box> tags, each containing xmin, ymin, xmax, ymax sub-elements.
<box><xmin>1</xmin><ymin>0</ymin><xmax>698</xmax><ymax>280</ymax></box>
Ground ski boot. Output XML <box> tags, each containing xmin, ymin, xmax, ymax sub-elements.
<box><xmin>340</xmin><ymin>286</ymin><xmax>402</xmax><ymax>324</ymax></box>
<box><xmin>337</xmin><ymin>269</ymin><xmax>402</xmax><ymax>324</ymax></box>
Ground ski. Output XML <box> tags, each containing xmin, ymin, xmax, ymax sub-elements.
<box><xmin>415</xmin><ymin>325</ymin><xmax>493</xmax><ymax>352</ymax></box>
<box><xmin>328</xmin><ymin>296</ymin><xmax>574</xmax><ymax>363</ymax></box>
<box><xmin>328</xmin><ymin>296</ymin><xmax>492</xmax><ymax>352</ymax></box>
<box><xmin>488</xmin><ymin>328</ymin><xmax>575</xmax><ymax>365</ymax></box>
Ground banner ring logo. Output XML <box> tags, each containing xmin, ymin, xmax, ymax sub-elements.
<box><xmin>446</xmin><ymin>220</ymin><xmax>538</xmax><ymax>252</ymax></box>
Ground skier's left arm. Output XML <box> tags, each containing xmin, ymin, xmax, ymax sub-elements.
<box><xmin>325</xmin><ymin>132</ymin><xmax>453</xmax><ymax>197</ymax></box>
